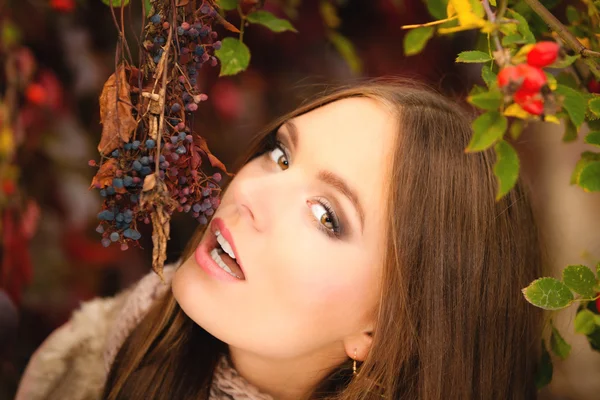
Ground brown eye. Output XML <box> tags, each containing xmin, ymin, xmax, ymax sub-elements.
<box><xmin>269</xmin><ymin>146</ymin><xmax>289</xmax><ymax>170</ymax></box>
<box><xmin>277</xmin><ymin>155</ymin><xmax>289</xmax><ymax>170</ymax></box>
<box><xmin>320</xmin><ymin>213</ymin><xmax>333</xmax><ymax>230</ymax></box>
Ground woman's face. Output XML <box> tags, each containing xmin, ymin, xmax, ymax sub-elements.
<box><xmin>173</xmin><ymin>97</ymin><xmax>396</xmax><ymax>363</ymax></box>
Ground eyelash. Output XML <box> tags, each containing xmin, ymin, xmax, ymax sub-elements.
<box><xmin>265</xmin><ymin>132</ymin><xmax>342</xmax><ymax>239</ymax></box>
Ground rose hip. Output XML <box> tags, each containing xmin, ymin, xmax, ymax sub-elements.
<box><xmin>527</xmin><ymin>41</ymin><xmax>560</xmax><ymax>68</ymax></box>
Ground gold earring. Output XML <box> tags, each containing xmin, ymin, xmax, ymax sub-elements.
<box><xmin>353</xmin><ymin>348</ymin><xmax>358</xmax><ymax>376</ymax></box>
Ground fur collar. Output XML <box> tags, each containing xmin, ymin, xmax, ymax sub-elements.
<box><xmin>103</xmin><ymin>264</ymin><xmax>273</xmax><ymax>400</ymax></box>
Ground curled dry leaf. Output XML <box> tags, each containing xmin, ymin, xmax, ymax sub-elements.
<box><xmin>90</xmin><ymin>158</ymin><xmax>119</xmax><ymax>189</ymax></box>
<box><xmin>98</xmin><ymin>65</ymin><xmax>137</xmax><ymax>155</ymax></box>
<box><xmin>139</xmin><ymin>179</ymin><xmax>178</xmax><ymax>280</ymax></box>
<box><xmin>193</xmin><ymin>135</ymin><xmax>231</xmax><ymax>175</ymax></box>
<box><xmin>142</xmin><ymin>173</ymin><xmax>157</xmax><ymax>192</ymax></box>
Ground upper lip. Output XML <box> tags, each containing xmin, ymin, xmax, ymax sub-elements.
<box><xmin>210</xmin><ymin>217</ymin><xmax>245</xmax><ymax>275</ymax></box>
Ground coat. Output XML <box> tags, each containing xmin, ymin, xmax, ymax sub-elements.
<box><xmin>15</xmin><ymin>264</ymin><xmax>272</xmax><ymax>400</ymax></box>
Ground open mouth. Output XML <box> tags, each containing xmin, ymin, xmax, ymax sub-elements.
<box><xmin>208</xmin><ymin>228</ymin><xmax>246</xmax><ymax>280</ymax></box>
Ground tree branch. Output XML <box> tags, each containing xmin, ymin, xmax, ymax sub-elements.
<box><xmin>521</xmin><ymin>0</ymin><xmax>600</xmax><ymax>78</ymax></box>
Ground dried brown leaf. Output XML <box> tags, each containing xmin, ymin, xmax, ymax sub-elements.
<box><xmin>90</xmin><ymin>158</ymin><xmax>118</xmax><ymax>189</ymax></box>
<box><xmin>193</xmin><ymin>136</ymin><xmax>231</xmax><ymax>175</ymax></box>
<box><xmin>142</xmin><ymin>173</ymin><xmax>157</xmax><ymax>192</ymax></box>
<box><xmin>98</xmin><ymin>65</ymin><xmax>137</xmax><ymax>155</ymax></box>
<box><xmin>215</xmin><ymin>13</ymin><xmax>241</xmax><ymax>33</ymax></box>
<box><xmin>191</xmin><ymin>147</ymin><xmax>202</xmax><ymax>170</ymax></box>
<box><xmin>176</xmin><ymin>0</ymin><xmax>190</xmax><ymax>5</ymax></box>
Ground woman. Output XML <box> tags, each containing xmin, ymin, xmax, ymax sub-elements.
<box><xmin>16</xmin><ymin>79</ymin><xmax>544</xmax><ymax>400</ymax></box>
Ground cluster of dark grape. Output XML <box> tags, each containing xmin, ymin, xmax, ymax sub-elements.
<box><xmin>89</xmin><ymin>1</ymin><xmax>227</xmax><ymax>250</ymax></box>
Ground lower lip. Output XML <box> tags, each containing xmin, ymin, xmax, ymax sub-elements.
<box><xmin>194</xmin><ymin>231</ymin><xmax>244</xmax><ymax>282</ymax></box>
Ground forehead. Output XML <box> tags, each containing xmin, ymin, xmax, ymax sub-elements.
<box><xmin>282</xmin><ymin>97</ymin><xmax>397</xmax><ymax>231</ymax></box>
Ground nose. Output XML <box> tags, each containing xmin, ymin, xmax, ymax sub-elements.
<box><xmin>231</xmin><ymin>169</ymin><xmax>298</xmax><ymax>233</ymax></box>
<box><xmin>231</xmin><ymin>174</ymin><xmax>268</xmax><ymax>233</ymax></box>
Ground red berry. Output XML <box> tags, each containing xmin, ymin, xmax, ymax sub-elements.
<box><xmin>25</xmin><ymin>83</ymin><xmax>47</xmax><ymax>105</ymax></box>
<box><xmin>588</xmin><ymin>78</ymin><xmax>600</xmax><ymax>94</ymax></box>
<box><xmin>497</xmin><ymin>66</ymin><xmax>520</xmax><ymax>88</ymax></box>
<box><xmin>2</xmin><ymin>179</ymin><xmax>15</xmax><ymax>195</ymax></box>
<box><xmin>527</xmin><ymin>41</ymin><xmax>559</xmax><ymax>68</ymax></box>
<box><xmin>596</xmin><ymin>295</ymin><xmax>600</xmax><ymax>312</ymax></box>
<box><xmin>50</xmin><ymin>0</ymin><xmax>75</xmax><ymax>12</ymax></box>
<box><xmin>514</xmin><ymin>89</ymin><xmax>544</xmax><ymax>115</ymax></box>
<box><xmin>516</xmin><ymin>64</ymin><xmax>547</xmax><ymax>93</ymax></box>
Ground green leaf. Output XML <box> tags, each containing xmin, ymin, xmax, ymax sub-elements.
<box><xmin>534</xmin><ymin>340</ymin><xmax>553</xmax><ymax>390</ymax></box>
<box><xmin>501</xmin><ymin>33</ymin><xmax>525</xmax><ymax>46</ymax></box>
<box><xmin>556</xmin><ymin>72</ymin><xmax>579</xmax><ymax>89</ymax></box>
<box><xmin>328</xmin><ymin>32</ymin><xmax>362</xmax><ymax>74</ymax></box>
<box><xmin>509</xmin><ymin>120</ymin><xmax>524</xmax><ymax>140</ymax></box>
<box><xmin>562</xmin><ymin>118</ymin><xmax>578</xmax><ymax>142</ymax></box>
<box><xmin>522</xmin><ymin>277</ymin><xmax>574</xmax><ymax>310</ymax></box>
<box><xmin>563</xmin><ymin>265</ymin><xmax>597</xmax><ymax>298</ymax></box>
<box><xmin>575</xmin><ymin>309</ymin><xmax>596</xmax><ymax>335</ymax></box>
<box><xmin>597</xmin><ymin>262</ymin><xmax>600</xmax><ymax>279</ymax></box>
<box><xmin>217</xmin><ymin>0</ymin><xmax>238</xmax><ymax>11</ymax></box>
<box><xmin>550</xmin><ymin>325</ymin><xmax>571</xmax><ymax>360</ymax></box>
<box><xmin>481</xmin><ymin>65</ymin><xmax>497</xmax><ymax>88</ymax></box>
<box><xmin>493</xmin><ymin>140</ymin><xmax>520</xmax><ymax>200</ymax></box>
<box><xmin>549</xmin><ymin>55</ymin><xmax>580</xmax><ymax>69</ymax></box>
<box><xmin>425</xmin><ymin>0</ymin><xmax>448</xmax><ymax>20</ymax></box>
<box><xmin>508</xmin><ymin>9</ymin><xmax>536</xmax><ymax>44</ymax></box>
<box><xmin>468</xmin><ymin>89</ymin><xmax>502</xmax><ymax>110</ymax></box>
<box><xmin>584</xmin><ymin>131</ymin><xmax>600</xmax><ymax>147</ymax></box>
<box><xmin>571</xmin><ymin>151</ymin><xmax>600</xmax><ymax>185</ymax></box>
<box><xmin>403</xmin><ymin>26</ymin><xmax>434</xmax><ymax>56</ymax></box>
<box><xmin>578</xmin><ymin>161</ymin><xmax>600</xmax><ymax>192</ymax></box>
<box><xmin>144</xmin><ymin>0</ymin><xmax>152</xmax><ymax>17</ymax></box>
<box><xmin>214</xmin><ymin>37</ymin><xmax>251</xmax><ymax>76</ymax></box>
<box><xmin>556</xmin><ymin>84</ymin><xmax>587</xmax><ymax>128</ymax></box>
<box><xmin>489</xmin><ymin>0</ymin><xmax>496</xmax><ymax>5</ymax></box>
<box><xmin>1</xmin><ymin>20</ymin><xmax>20</xmax><ymax>48</ymax></box>
<box><xmin>566</xmin><ymin>5</ymin><xmax>580</xmax><ymax>24</ymax></box>
<box><xmin>246</xmin><ymin>10</ymin><xmax>298</xmax><ymax>33</ymax></box>
<box><xmin>455</xmin><ymin>51</ymin><xmax>492</xmax><ymax>63</ymax></box>
<box><xmin>466</xmin><ymin>111</ymin><xmax>507</xmax><ymax>152</ymax></box>
<box><xmin>101</xmin><ymin>0</ymin><xmax>130</xmax><ymax>6</ymax></box>
<box><xmin>589</xmin><ymin>97</ymin><xmax>600</xmax><ymax>117</ymax></box>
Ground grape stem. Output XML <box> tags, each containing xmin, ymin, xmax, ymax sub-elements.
<box><xmin>521</xmin><ymin>0</ymin><xmax>600</xmax><ymax>79</ymax></box>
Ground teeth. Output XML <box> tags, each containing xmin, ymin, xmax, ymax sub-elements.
<box><xmin>210</xmin><ymin>248</ymin><xmax>239</xmax><ymax>278</ymax></box>
<box><xmin>215</xmin><ymin>230</ymin><xmax>236</xmax><ymax>260</ymax></box>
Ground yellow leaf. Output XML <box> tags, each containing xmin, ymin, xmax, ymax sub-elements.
<box><xmin>578</xmin><ymin>37</ymin><xmax>590</xmax><ymax>49</ymax></box>
<box><xmin>450</xmin><ymin>0</ymin><xmax>485</xmax><ymax>27</ymax></box>
<box><xmin>0</xmin><ymin>126</ymin><xmax>14</xmax><ymax>158</ymax></box>
<box><xmin>438</xmin><ymin>23</ymin><xmax>482</xmax><ymax>34</ymax></box>
<box><xmin>512</xmin><ymin>43</ymin><xmax>535</xmax><ymax>64</ymax></box>
<box><xmin>447</xmin><ymin>2</ymin><xmax>456</xmax><ymax>18</ymax></box>
<box><xmin>545</xmin><ymin>115</ymin><xmax>560</xmax><ymax>124</ymax></box>
<box><xmin>504</xmin><ymin>103</ymin><xmax>530</xmax><ymax>120</ymax></box>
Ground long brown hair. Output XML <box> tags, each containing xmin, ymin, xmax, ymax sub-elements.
<box><xmin>103</xmin><ymin>78</ymin><xmax>544</xmax><ymax>399</ymax></box>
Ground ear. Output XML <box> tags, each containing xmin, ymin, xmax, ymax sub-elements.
<box><xmin>343</xmin><ymin>330</ymin><xmax>373</xmax><ymax>362</ymax></box>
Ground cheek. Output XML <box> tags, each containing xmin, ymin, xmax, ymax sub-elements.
<box><xmin>269</xmin><ymin>235</ymin><xmax>377</xmax><ymax>327</ymax></box>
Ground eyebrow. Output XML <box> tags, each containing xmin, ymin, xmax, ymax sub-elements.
<box><xmin>281</xmin><ymin>121</ymin><xmax>365</xmax><ymax>233</ymax></box>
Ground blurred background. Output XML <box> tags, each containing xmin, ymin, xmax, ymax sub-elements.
<box><xmin>1</xmin><ymin>0</ymin><xmax>599</xmax><ymax>399</ymax></box>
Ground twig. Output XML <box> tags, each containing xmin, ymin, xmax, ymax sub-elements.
<box><xmin>522</xmin><ymin>0</ymin><xmax>600</xmax><ymax>78</ymax></box>
<box><xmin>155</xmin><ymin>24</ymin><xmax>173</xmax><ymax>177</ymax></box>
<box><xmin>482</xmin><ymin>0</ymin><xmax>504</xmax><ymax>59</ymax></box>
